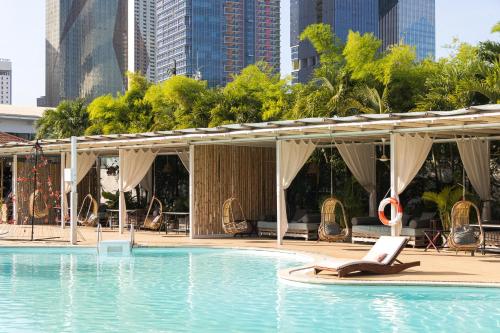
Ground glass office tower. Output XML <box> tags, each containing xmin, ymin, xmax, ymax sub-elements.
<box><xmin>46</xmin><ymin>0</ymin><xmax>155</xmax><ymax>107</ymax></box>
<box><xmin>291</xmin><ymin>0</ymin><xmax>435</xmax><ymax>83</ymax></box>
<box><xmin>379</xmin><ymin>0</ymin><xmax>435</xmax><ymax>61</ymax></box>
<box><xmin>156</xmin><ymin>0</ymin><xmax>280</xmax><ymax>87</ymax></box>
<box><xmin>290</xmin><ymin>0</ymin><xmax>379</xmax><ymax>83</ymax></box>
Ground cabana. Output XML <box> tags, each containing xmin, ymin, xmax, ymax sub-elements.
<box><xmin>0</xmin><ymin>105</ymin><xmax>498</xmax><ymax>245</ymax></box>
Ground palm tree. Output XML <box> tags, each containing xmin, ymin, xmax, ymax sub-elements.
<box><xmin>344</xmin><ymin>85</ymin><xmax>390</xmax><ymax>114</ymax></box>
<box><xmin>422</xmin><ymin>186</ymin><xmax>464</xmax><ymax>231</ymax></box>
<box><xmin>465</xmin><ymin>59</ymin><xmax>500</xmax><ymax>103</ymax></box>
<box><xmin>36</xmin><ymin>99</ymin><xmax>89</xmax><ymax>139</ymax></box>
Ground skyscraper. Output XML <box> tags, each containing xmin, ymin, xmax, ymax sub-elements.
<box><xmin>290</xmin><ymin>0</ymin><xmax>435</xmax><ymax>83</ymax></box>
<box><xmin>290</xmin><ymin>0</ymin><xmax>379</xmax><ymax>83</ymax></box>
<box><xmin>156</xmin><ymin>0</ymin><xmax>280</xmax><ymax>87</ymax></box>
<box><xmin>46</xmin><ymin>0</ymin><xmax>155</xmax><ymax>108</ymax></box>
<box><xmin>379</xmin><ymin>0</ymin><xmax>435</xmax><ymax>61</ymax></box>
<box><xmin>0</xmin><ymin>59</ymin><xmax>12</xmax><ymax>105</ymax></box>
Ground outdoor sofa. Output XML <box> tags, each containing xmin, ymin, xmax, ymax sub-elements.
<box><xmin>257</xmin><ymin>210</ymin><xmax>321</xmax><ymax>240</ymax></box>
<box><xmin>351</xmin><ymin>212</ymin><xmax>436</xmax><ymax>248</ymax></box>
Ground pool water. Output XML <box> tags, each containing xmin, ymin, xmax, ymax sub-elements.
<box><xmin>0</xmin><ymin>247</ymin><xmax>498</xmax><ymax>332</ymax></box>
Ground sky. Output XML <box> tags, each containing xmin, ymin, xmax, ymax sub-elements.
<box><xmin>0</xmin><ymin>0</ymin><xmax>498</xmax><ymax>107</ymax></box>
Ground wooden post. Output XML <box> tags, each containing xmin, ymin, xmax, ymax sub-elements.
<box><xmin>189</xmin><ymin>145</ymin><xmax>194</xmax><ymax>239</ymax></box>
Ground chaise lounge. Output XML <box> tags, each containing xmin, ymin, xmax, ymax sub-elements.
<box><xmin>291</xmin><ymin>236</ymin><xmax>420</xmax><ymax>278</ymax></box>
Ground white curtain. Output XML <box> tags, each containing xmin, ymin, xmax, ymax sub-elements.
<box><xmin>140</xmin><ymin>166</ymin><xmax>154</xmax><ymax>201</ymax></box>
<box><xmin>457</xmin><ymin>138</ymin><xmax>491</xmax><ymax>221</ymax></box>
<box><xmin>63</xmin><ymin>152</ymin><xmax>98</xmax><ymax>216</ymax></box>
<box><xmin>277</xmin><ymin>140</ymin><xmax>316</xmax><ymax>241</ymax></box>
<box><xmin>177</xmin><ymin>150</ymin><xmax>190</xmax><ymax>172</ymax></box>
<box><xmin>119</xmin><ymin>149</ymin><xmax>157</xmax><ymax>231</ymax></box>
<box><xmin>336</xmin><ymin>142</ymin><xmax>377</xmax><ymax>216</ymax></box>
<box><xmin>393</xmin><ymin>133</ymin><xmax>433</xmax><ymax>235</ymax></box>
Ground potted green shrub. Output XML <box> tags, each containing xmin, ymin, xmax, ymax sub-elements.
<box><xmin>422</xmin><ymin>186</ymin><xmax>464</xmax><ymax>231</ymax></box>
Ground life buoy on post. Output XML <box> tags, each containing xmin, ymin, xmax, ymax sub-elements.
<box><xmin>378</xmin><ymin>197</ymin><xmax>403</xmax><ymax>226</ymax></box>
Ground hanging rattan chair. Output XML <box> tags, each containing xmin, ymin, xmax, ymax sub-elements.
<box><xmin>28</xmin><ymin>190</ymin><xmax>49</xmax><ymax>220</ymax></box>
<box><xmin>318</xmin><ymin>197</ymin><xmax>350</xmax><ymax>242</ymax></box>
<box><xmin>222</xmin><ymin>197</ymin><xmax>251</xmax><ymax>236</ymax></box>
<box><xmin>77</xmin><ymin>194</ymin><xmax>99</xmax><ymax>227</ymax></box>
<box><xmin>448</xmin><ymin>200</ymin><xmax>483</xmax><ymax>256</ymax></box>
<box><xmin>143</xmin><ymin>196</ymin><xmax>163</xmax><ymax>231</ymax></box>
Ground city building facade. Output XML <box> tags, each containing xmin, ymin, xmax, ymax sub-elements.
<box><xmin>156</xmin><ymin>0</ymin><xmax>280</xmax><ymax>87</ymax></box>
<box><xmin>46</xmin><ymin>0</ymin><xmax>156</xmax><ymax>107</ymax></box>
<box><xmin>291</xmin><ymin>0</ymin><xmax>435</xmax><ymax>83</ymax></box>
<box><xmin>290</xmin><ymin>0</ymin><xmax>379</xmax><ymax>83</ymax></box>
<box><xmin>0</xmin><ymin>59</ymin><xmax>12</xmax><ymax>105</ymax></box>
<box><xmin>379</xmin><ymin>0</ymin><xmax>435</xmax><ymax>61</ymax></box>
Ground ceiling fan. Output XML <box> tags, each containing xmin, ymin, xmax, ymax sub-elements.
<box><xmin>378</xmin><ymin>138</ymin><xmax>390</xmax><ymax>162</ymax></box>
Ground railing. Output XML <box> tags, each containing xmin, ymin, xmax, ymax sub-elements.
<box><xmin>96</xmin><ymin>223</ymin><xmax>103</xmax><ymax>253</ymax></box>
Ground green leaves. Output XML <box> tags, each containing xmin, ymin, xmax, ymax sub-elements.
<box><xmin>36</xmin><ymin>99</ymin><xmax>89</xmax><ymax>139</ymax></box>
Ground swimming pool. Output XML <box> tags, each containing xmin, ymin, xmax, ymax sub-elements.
<box><xmin>0</xmin><ymin>247</ymin><xmax>498</xmax><ymax>332</ymax></box>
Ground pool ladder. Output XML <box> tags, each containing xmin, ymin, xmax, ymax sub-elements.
<box><xmin>97</xmin><ymin>223</ymin><xmax>134</xmax><ymax>255</ymax></box>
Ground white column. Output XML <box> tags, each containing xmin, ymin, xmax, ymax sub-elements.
<box><xmin>389</xmin><ymin>133</ymin><xmax>399</xmax><ymax>236</ymax></box>
<box><xmin>189</xmin><ymin>145</ymin><xmax>194</xmax><ymax>239</ymax></box>
<box><xmin>70</xmin><ymin>137</ymin><xmax>78</xmax><ymax>244</ymax></box>
<box><xmin>276</xmin><ymin>141</ymin><xmax>283</xmax><ymax>246</ymax></box>
<box><xmin>60</xmin><ymin>152</ymin><xmax>66</xmax><ymax>228</ymax></box>
<box><xmin>118</xmin><ymin>150</ymin><xmax>124</xmax><ymax>234</ymax></box>
<box><xmin>12</xmin><ymin>155</ymin><xmax>17</xmax><ymax>224</ymax></box>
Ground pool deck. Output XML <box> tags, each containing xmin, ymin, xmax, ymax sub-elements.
<box><xmin>1</xmin><ymin>226</ymin><xmax>499</xmax><ymax>286</ymax></box>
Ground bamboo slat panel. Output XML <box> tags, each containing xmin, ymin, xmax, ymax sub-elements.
<box><xmin>16</xmin><ymin>158</ymin><xmax>61</xmax><ymax>225</ymax></box>
<box><xmin>192</xmin><ymin>145</ymin><xmax>276</xmax><ymax>237</ymax></box>
<box><xmin>15</xmin><ymin>158</ymin><xmax>98</xmax><ymax>225</ymax></box>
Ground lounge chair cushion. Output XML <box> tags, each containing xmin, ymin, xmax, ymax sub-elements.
<box><xmin>453</xmin><ymin>226</ymin><xmax>476</xmax><ymax>245</ymax></box>
<box><xmin>152</xmin><ymin>209</ymin><xmax>159</xmax><ymax>217</ymax></box>
<box><xmin>362</xmin><ymin>236</ymin><xmax>407</xmax><ymax>265</ymax></box>
<box><xmin>364</xmin><ymin>252</ymin><xmax>388</xmax><ymax>263</ymax></box>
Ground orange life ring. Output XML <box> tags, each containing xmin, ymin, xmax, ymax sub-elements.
<box><xmin>378</xmin><ymin>197</ymin><xmax>403</xmax><ymax>226</ymax></box>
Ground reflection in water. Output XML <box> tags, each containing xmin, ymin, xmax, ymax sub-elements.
<box><xmin>0</xmin><ymin>249</ymin><xmax>498</xmax><ymax>332</ymax></box>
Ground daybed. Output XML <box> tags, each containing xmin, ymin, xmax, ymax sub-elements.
<box><xmin>351</xmin><ymin>212</ymin><xmax>436</xmax><ymax>248</ymax></box>
<box><xmin>257</xmin><ymin>210</ymin><xmax>321</xmax><ymax>240</ymax></box>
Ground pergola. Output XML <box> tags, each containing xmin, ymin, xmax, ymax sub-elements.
<box><xmin>0</xmin><ymin>104</ymin><xmax>498</xmax><ymax>245</ymax></box>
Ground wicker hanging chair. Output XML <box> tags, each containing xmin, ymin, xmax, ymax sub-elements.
<box><xmin>318</xmin><ymin>197</ymin><xmax>350</xmax><ymax>242</ymax></box>
<box><xmin>448</xmin><ymin>200</ymin><xmax>483</xmax><ymax>256</ymax></box>
<box><xmin>28</xmin><ymin>190</ymin><xmax>49</xmax><ymax>220</ymax></box>
<box><xmin>77</xmin><ymin>194</ymin><xmax>99</xmax><ymax>227</ymax></box>
<box><xmin>222</xmin><ymin>197</ymin><xmax>251</xmax><ymax>235</ymax></box>
<box><xmin>143</xmin><ymin>196</ymin><xmax>163</xmax><ymax>231</ymax></box>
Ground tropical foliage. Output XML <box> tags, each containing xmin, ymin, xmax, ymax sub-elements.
<box><xmin>37</xmin><ymin>23</ymin><xmax>499</xmax><ymax>139</ymax></box>
<box><xmin>422</xmin><ymin>186</ymin><xmax>465</xmax><ymax>230</ymax></box>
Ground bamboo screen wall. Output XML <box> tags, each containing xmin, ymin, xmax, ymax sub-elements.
<box><xmin>16</xmin><ymin>157</ymin><xmax>99</xmax><ymax>225</ymax></box>
<box><xmin>192</xmin><ymin>145</ymin><xmax>276</xmax><ymax>237</ymax></box>
<box><xmin>16</xmin><ymin>157</ymin><xmax>61</xmax><ymax>225</ymax></box>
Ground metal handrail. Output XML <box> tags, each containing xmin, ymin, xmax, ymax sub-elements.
<box><xmin>96</xmin><ymin>223</ymin><xmax>102</xmax><ymax>253</ymax></box>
